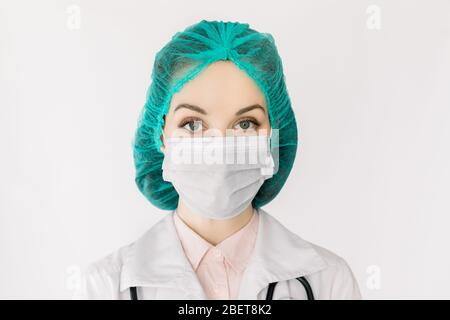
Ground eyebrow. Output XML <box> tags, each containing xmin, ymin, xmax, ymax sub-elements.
<box><xmin>174</xmin><ymin>103</ymin><xmax>207</xmax><ymax>115</ymax></box>
<box><xmin>235</xmin><ymin>104</ymin><xmax>265</xmax><ymax>116</ymax></box>
<box><xmin>174</xmin><ymin>103</ymin><xmax>265</xmax><ymax>116</ymax></box>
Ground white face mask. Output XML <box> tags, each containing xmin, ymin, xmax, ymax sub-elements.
<box><xmin>161</xmin><ymin>134</ymin><xmax>275</xmax><ymax>220</ymax></box>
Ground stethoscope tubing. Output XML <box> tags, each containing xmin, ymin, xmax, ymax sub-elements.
<box><xmin>129</xmin><ymin>276</ymin><xmax>314</xmax><ymax>300</ymax></box>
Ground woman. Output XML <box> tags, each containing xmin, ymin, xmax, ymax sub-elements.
<box><xmin>75</xmin><ymin>20</ymin><xmax>361</xmax><ymax>300</ymax></box>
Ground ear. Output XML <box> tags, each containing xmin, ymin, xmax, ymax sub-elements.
<box><xmin>160</xmin><ymin>116</ymin><xmax>166</xmax><ymax>154</ymax></box>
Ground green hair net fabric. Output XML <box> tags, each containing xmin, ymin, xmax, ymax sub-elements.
<box><xmin>133</xmin><ymin>19</ymin><xmax>298</xmax><ymax>211</ymax></box>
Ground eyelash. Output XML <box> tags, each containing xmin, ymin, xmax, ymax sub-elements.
<box><xmin>178</xmin><ymin>117</ymin><xmax>205</xmax><ymax>131</ymax></box>
<box><xmin>235</xmin><ymin>117</ymin><xmax>261</xmax><ymax>130</ymax></box>
<box><xmin>177</xmin><ymin>117</ymin><xmax>261</xmax><ymax>132</ymax></box>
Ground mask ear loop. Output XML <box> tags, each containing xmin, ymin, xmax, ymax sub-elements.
<box><xmin>160</xmin><ymin>131</ymin><xmax>167</xmax><ymax>154</ymax></box>
<box><xmin>271</xmin><ymin>128</ymin><xmax>280</xmax><ymax>176</ymax></box>
<box><xmin>260</xmin><ymin>129</ymin><xmax>276</xmax><ymax>177</ymax></box>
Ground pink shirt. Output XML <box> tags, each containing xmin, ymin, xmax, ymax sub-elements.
<box><xmin>173</xmin><ymin>209</ymin><xmax>259</xmax><ymax>300</ymax></box>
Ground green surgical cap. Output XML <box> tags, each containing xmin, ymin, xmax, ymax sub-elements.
<box><xmin>133</xmin><ymin>19</ymin><xmax>298</xmax><ymax>210</ymax></box>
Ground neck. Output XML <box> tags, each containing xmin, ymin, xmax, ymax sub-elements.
<box><xmin>175</xmin><ymin>201</ymin><xmax>255</xmax><ymax>246</ymax></box>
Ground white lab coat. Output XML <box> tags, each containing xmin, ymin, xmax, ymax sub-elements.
<box><xmin>73</xmin><ymin>208</ymin><xmax>362</xmax><ymax>300</ymax></box>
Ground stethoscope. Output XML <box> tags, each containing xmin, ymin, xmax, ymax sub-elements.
<box><xmin>130</xmin><ymin>276</ymin><xmax>314</xmax><ymax>300</ymax></box>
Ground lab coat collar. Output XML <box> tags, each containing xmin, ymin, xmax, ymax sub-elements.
<box><xmin>237</xmin><ymin>208</ymin><xmax>328</xmax><ymax>299</ymax></box>
<box><xmin>119</xmin><ymin>208</ymin><xmax>328</xmax><ymax>299</ymax></box>
<box><xmin>119</xmin><ymin>210</ymin><xmax>206</xmax><ymax>298</ymax></box>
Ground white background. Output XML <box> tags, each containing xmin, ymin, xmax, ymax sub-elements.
<box><xmin>1</xmin><ymin>0</ymin><xmax>449</xmax><ymax>299</ymax></box>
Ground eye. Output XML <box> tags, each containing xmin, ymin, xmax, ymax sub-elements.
<box><xmin>233</xmin><ymin>118</ymin><xmax>260</xmax><ymax>131</ymax></box>
<box><xmin>179</xmin><ymin>118</ymin><xmax>203</xmax><ymax>133</ymax></box>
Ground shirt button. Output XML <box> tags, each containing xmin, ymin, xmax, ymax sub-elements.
<box><xmin>212</xmin><ymin>248</ymin><xmax>222</xmax><ymax>258</ymax></box>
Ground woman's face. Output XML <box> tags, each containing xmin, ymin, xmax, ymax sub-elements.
<box><xmin>161</xmin><ymin>60</ymin><xmax>270</xmax><ymax>152</ymax></box>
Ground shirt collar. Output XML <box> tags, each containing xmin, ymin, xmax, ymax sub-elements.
<box><xmin>119</xmin><ymin>208</ymin><xmax>328</xmax><ymax>297</ymax></box>
<box><xmin>172</xmin><ymin>212</ymin><xmax>210</xmax><ymax>271</ymax></box>
<box><xmin>172</xmin><ymin>208</ymin><xmax>259</xmax><ymax>273</ymax></box>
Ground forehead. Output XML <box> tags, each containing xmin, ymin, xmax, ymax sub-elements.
<box><xmin>169</xmin><ymin>61</ymin><xmax>267</xmax><ymax>113</ymax></box>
